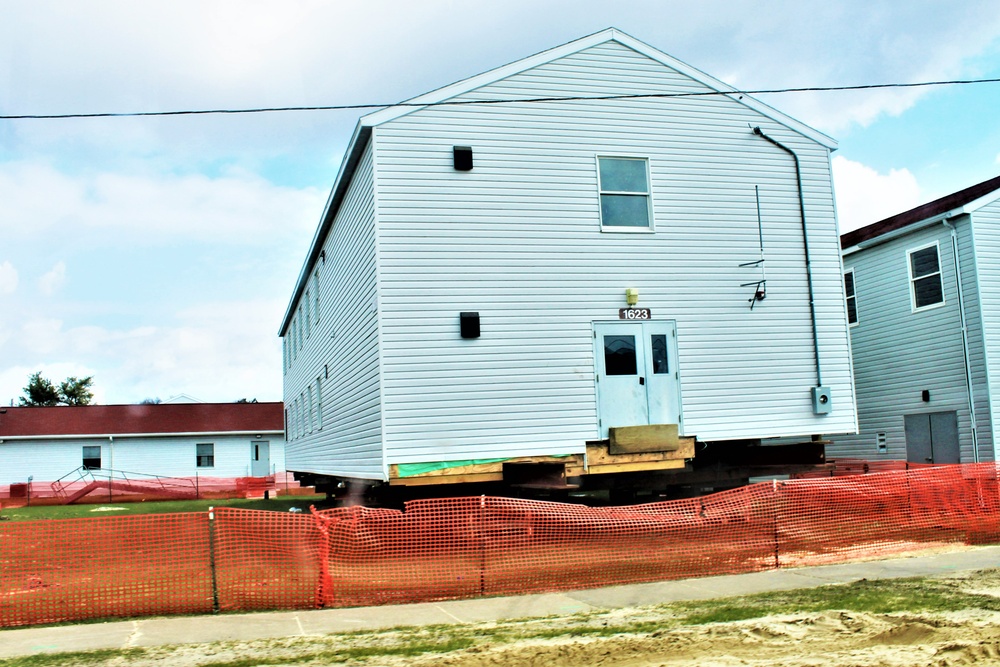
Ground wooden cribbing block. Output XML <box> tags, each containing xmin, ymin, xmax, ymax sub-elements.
<box><xmin>609</xmin><ymin>424</ymin><xmax>681</xmax><ymax>454</ymax></box>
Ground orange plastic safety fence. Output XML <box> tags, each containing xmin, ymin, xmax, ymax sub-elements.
<box><xmin>776</xmin><ymin>465</ymin><xmax>1000</xmax><ymax>566</ymax></box>
<box><xmin>481</xmin><ymin>486</ymin><xmax>778</xmax><ymax>596</ymax></box>
<box><xmin>211</xmin><ymin>508</ymin><xmax>324</xmax><ymax>612</ymax></box>
<box><xmin>313</xmin><ymin>498</ymin><xmax>484</xmax><ymax>607</ymax></box>
<box><xmin>0</xmin><ymin>513</ymin><xmax>212</xmax><ymax>627</ymax></box>
<box><xmin>4</xmin><ymin>463</ymin><xmax>1000</xmax><ymax>628</ymax></box>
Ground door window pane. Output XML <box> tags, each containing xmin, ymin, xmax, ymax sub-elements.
<box><xmin>650</xmin><ymin>334</ymin><xmax>669</xmax><ymax>374</ymax></box>
<box><xmin>604</xmin><ymin>335</ymin><xmax>638</xmax><ymax>375</ymax></box>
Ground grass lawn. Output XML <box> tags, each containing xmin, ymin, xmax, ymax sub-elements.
<box><xmin>0</xmin><ymin>494</ymin><xmax>327</xmax><ymax>521</ymax></box>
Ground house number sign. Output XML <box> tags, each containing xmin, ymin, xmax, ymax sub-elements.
<box><xmin>619</xmin><ymin>308</ymin><xmax>652</xmax><ymax>320</ymax></box>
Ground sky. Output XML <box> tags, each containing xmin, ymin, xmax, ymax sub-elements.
<box><xmin>1</xmin><ymin>1</ymin><xmax>999</xmax><ymax>406</ymax></box>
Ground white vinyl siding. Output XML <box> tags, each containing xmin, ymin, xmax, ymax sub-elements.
<box><xmin>970</xmin><ymin>198</ymin><xmax>1000</xmax><ymax>457</ymax></box>
<box><xmin>282</xmin><ymin>140</ymin><xmax>383</xmax><ymax>479</ymax></box>
<box><xmin>372</xmin><ymin>40</ymin><xmax>855</xmax><ymax>466</ymax></box>
<box><xmin>0</xmin><ymin>434</ymin><xmax>286</xmax><ymax>484</ymax></box>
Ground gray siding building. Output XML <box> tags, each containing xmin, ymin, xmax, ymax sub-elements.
<box><xmin>834</xmin><ymin>175</ymin><xmax>1000</xmax><ymax>464</ymax></box>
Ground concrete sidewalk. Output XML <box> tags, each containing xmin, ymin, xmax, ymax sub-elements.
<box><xmin>3</xmin><ymin>545</ymin><xmax>999</xmax><ymax>659</ymax></box>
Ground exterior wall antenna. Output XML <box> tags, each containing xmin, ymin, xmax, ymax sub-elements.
<box><xmin>740</xmin><ymin>185</ymin><xmax>767</xmax><ymax>309</ymax></box>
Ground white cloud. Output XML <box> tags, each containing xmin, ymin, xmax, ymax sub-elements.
<box><xmin>0</xmin><ymin>261</ymin><xmax>17</xmax><ymax>294</ymax></box>
<box><xmin>833</xmin><ymin>156</ymin><xmax>922</xmax><ymax>233</ymax></box>
<box><xmin>0</xmin><ymin>298</ymin><xmax>284</xmax><ymax>406</ymax></box>
<box><xmin>0</xmin><ymin>161</ymin><xmax>322</xmax><ymax>245</ymax></box>
<box><xmin>38</xmin><ymin>261</ymin><xmax>66</xmax><ymax>296</ymax></box>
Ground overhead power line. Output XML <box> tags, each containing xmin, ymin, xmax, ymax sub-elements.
<box><xmin>3</xmin><ymin>77</ymin><xmax>999</xmax><ymax>120</ymax></box>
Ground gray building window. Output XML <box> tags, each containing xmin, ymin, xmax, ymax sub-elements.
<box><xmin>844</xmin><ymin>269</ymin><xmax>857</xmax><ymax>325</ymax></box>
<box><xmin>597</xmin><ymin>157</ymin><xmax>652</xmax><ymax>229</ymax></box>
<box><xmin>907</xmin><ymin>243</ymin><xmax>944</xmax><ymax>311</ymax></box>
<box><xmin>196</xmin><ymin>443</ymin><xmax>215</xmax><ymax>468</ymax></box>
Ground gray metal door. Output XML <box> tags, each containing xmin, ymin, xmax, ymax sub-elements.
<box><xmin>251</xmin><ymin>440</ymin><xmax>271</xmax><ymax>476</ymax></box>
<box><xmin>904</xmin><ymin>411</ymin><xmax>959</xmax><ymax>464</ymax></box>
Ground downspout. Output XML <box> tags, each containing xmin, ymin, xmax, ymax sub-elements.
<box><xmin>108</xmin><ymin>435</ymin><xmax>114</xmax><ymax>502</ymax></box>
<box><xmin>943</xmin><ymin>218</ymin><xmax>980</xmax><ymax>462</ymax></box>
<box><xmin>752</xmin><ymin>126</ymin><xmax>823</xmax><ymax>389</ymax></box>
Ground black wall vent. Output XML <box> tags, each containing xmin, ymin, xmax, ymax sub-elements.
<box><xmin>453</xmin><ymin>146</ymin><xmax>473</xmax><ymax>171</ymax></box>
<box><xmin>460</xmin><ymin>312</ymin><xmax>480</xmax><ymax>338</ymax></box>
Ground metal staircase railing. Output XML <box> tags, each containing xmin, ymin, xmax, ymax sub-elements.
<box><xmin>52</xmin><ymin>466</ymin><xmax>198</xmax><ymax>503</ymax></box>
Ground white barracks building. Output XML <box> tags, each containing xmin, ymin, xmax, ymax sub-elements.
<box><xmin>279</xmin><ymin>29</ymin><xmax>857</xmax><ymax>496</ymax></box>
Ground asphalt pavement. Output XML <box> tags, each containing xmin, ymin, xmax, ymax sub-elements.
<box><xmin>2</xmin><ymin>544</ymin><xmax>999</xmax><ymax>659</ymax></box>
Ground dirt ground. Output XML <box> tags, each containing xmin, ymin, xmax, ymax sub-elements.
<box><xmin>415</xmin><ymin>609</ymin><xmax>1000</xmax><ymax>667</ymax></box>
<box><xmin>51</xmin><ymin>568</ymin><xmax>1000</xmax><ymax>667</ymax></box>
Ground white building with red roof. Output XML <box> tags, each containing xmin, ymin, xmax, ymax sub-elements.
<box><xmin>0</xmin><ymin>402</ymin><xmax>285</xmax><ymax>486</ymax></box>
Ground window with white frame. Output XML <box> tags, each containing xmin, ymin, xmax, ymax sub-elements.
<box><xmin>298</xmin><ymin>306</ymin><xmax>304</xmax><ymax>348</ymax></box>
<box><xmin>196</xmin><ymin>443</ymin><xmax>214</xmax><ymax>468</ymax></box>
<box><xmin>844</xmin><ymin>269</ymin><xmax>858</xmax><ymax>325</ymax></box>
<box><xmin>314</xmin><ymin>269</ymin><xmax>321</xmax><ymax>324</ymax></box>
<box><xmin>315</xmin><ymin>377</ymin><xmax>323</xmax><ymax>430</ymax></box>
<box><xmin>305</xmin><ymin>290</ymin><xmax>311</xmax><ymax>336</ymax></box>
<box><xmin>307</xmin><ymin>383</ymin><xmax>315</xmax><ymax>433</ymax></box>
<box><xmin>907</xmin><ymin>243</ymin><xmax>944</xmax><ymax>310</ymax></box>
<box><xmin>597</xmin><ymin>156</ymin><xmax>652</xmax><ymax>229</ymax></box>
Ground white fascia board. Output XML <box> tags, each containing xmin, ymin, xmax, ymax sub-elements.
<box><xmin>963</xmin><ymin>190</ymin><xmax>1000</xmax><ymax>215</ymax></box>
<box><xmin>279</xmin><ymin>122</ymin><xmax>373</xmax><ymax>335</ymax></box>
<box><xmin>361</xmin><ymin>27</ymin><xmax>837</xmax><ymax>151</ymax></box>
<box><xmin>844</xmin><ymin>209</ymin><xmax>967</xmax><ymax>255</ymax></box>
<box><xmin>1</xmin><ymin>430</ymin><xmax>285</xmax><ymax>442</ymax></box>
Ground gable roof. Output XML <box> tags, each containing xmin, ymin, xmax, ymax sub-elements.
<box><xmin>0</xmin><ymin>402</ymin><xmax>285</xmax><ymax>439</ymax></box>
<box><xmin>842</xmin><ymin>174</ymin><xmax>1000</xmax><ymax>250</ymax></box>
<box><xmin>360</xmin><ymin>28</ymin><xmax>837</xmax><ymax>147</ymax></box>
<box><xmin>280</xmin><ymin>28</ymin><xmax>837</xmax><ymax>335</ymax></box>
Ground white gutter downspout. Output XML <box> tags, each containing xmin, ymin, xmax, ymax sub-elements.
<box><xmin>109</xmin><ymin>435</ymin><xmax>114</xmax><ymax>471</ymax></box>
<box><xmin>943</xmin><ymin>218</ymin><xmax>980</xmax><ymax>463</ymax></box>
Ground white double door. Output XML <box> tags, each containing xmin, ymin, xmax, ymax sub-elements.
<box><xmin>594</xmin><ymin>321</ymin><xmax>681</xmax><ymax>438</ymax></box>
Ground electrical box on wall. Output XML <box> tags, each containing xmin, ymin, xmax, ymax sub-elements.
<box><xmin>460</xmin><ymin>312</ymin><xmax>480</xmax><ymax>338</ymax></box>
<box><xmin>812</xmin><ymin>386</ymin><xmax>832</xmax><ymax>414</ymax></box>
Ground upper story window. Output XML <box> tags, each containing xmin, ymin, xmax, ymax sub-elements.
<box><xmin>907</xmin><ymin>243</ymin><xmax>944</xmax><ymax>311</ymax></box>
<box><xmin>597</xmin><ymin>156</ymin><xmax>652</xmax><ymax>230</ymax></box>
<box><xmin>314</xmin><ymin>269</ymin><xmax>321</xmax><ymax>324</ymax></box>
<box><xmin>305</xmin><ymin>290</ymin><xmax>312</xmax><ymax>336</ymax></box>
<box><xmin>844</xmin><ymin>269</ymin><xmax>858</xmax><ymax>325</ymax></box>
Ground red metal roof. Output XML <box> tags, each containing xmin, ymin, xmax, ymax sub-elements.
<box><xmin>0</xmin><ymin>402</ymin><xmax>284</xmax><ymax>438</ymax></box>
<box><xmin>841</xmin><ymin>174</ymin><xmax>1000</xmax><ymax>249</ymax></box>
